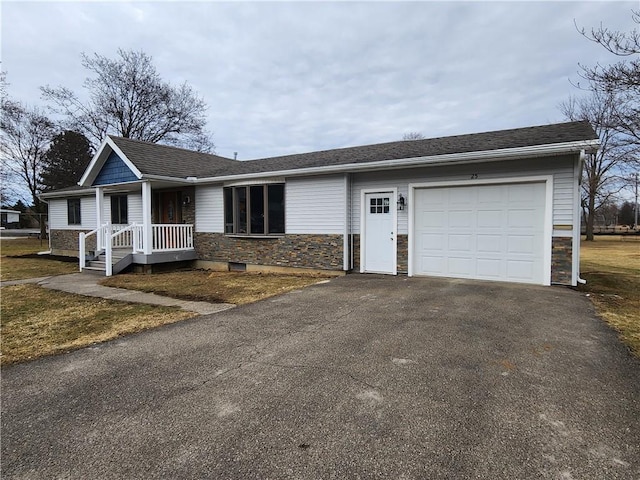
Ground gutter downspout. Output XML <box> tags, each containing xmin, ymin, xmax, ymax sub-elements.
<box><xmin>37</xmin><ymin>196</ymin><xmax>52</xmax><ymax>253</ymax></box>
<box><xmin>576</xmin><ymin>150</ymin><xmax>587</xmax><ymax>285</ymax></box>
<box><xmin>350</xmin><ymin>174</ymin><xmax>354</xmax><ymax>271</ymax></box>
<box><xmin>343</xmin><ymin>173</ymin><xmax>350</xmax><ymax>271</ymax></box>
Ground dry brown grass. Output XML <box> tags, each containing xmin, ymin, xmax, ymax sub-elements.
<box><xmin>1</xmin><ymin>237</ymin><xmax>78</xmax><ymax>281</ymax></box>
<box><xmin>101</xmin><ymin>270</ymin><xmax>337</xmax><ymax>305</ymax></box>
<box><xmin>579</xmin><ymin>236</ymin><xmax>640</xmax><ymax>357</ymax></box>
<box><xmin>1</xmin><ymin>284</ymin><xmax>195</xmax><ymax>365</ymax></box>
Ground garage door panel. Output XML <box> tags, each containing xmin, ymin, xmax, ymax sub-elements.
<box><xmin>477</xmin><ymin>210</ymin><xmax>503</xmax><ymax>228</ymax></box>
<box><xmin>507</xmin><ymin>260</ymin><xmax>535</xmax><ymax>280</ymax></box>
<box><xmin>477</xmin><ymin>234</ymin><xmax>502</xmax><ymax>253</ymax></box>
<box><xmin>444</xmin><ymin>189</ymin><xmax>477</xmax><ymax>208</ymax></box>
<box><xmin>413</xmin><ymin>182</ymin><xmax>546</xmax><ymax>284</ymax></box>
<box><xmin>449</xmin><ymin>210</ymin><xmax>473</xmax><ymax>228</ymax></box>
<box><xmin>448</xmin><ymin>234</ymin><xmax>472</xmax><ymax>252</ymax></box>
<box><xmin>421</xmin><ymin>189</ymin><xmax>446</xmax><ymax>204</ymax></box>
<box><xmin>507</xmin><ymin>235</ymin><xmax>535</xmax><ymax>254</ymax></box>
<box><xmin>420</xmin><ymin>256</ymin><xmax>445</xmax><ymax>274</ymax></box>
<box><xmin>478</xmin><ymin>187</ymin><xmax>504</xmax><ymax>203</ymax></box>
<box><xmin>476</xmin><ymin>258</ymin><xmax>502</xmax><ymax>277</ymax></box>
<box><xmin>448</xmin><ymin>257</ymin><xmax>474</xmax><ymax>275</ymax></box>
<box><xmin>507</xmin><ymin>209</ymin><xmax>542</xmax><ymax>228</ymax></box>
<box><xmin>508</xmin><ymin>183</ymin><xmax>539</xmax><ymax>203</ymax></box>
<box><xmin>422</xmin><ymin>233</ymin><xmax>445</xmax><ymax>250</ymax></box>
<box><xmin>421</xmin><ymin>211</ymin><xmax>446</xmax><ymax>228</ymax></box>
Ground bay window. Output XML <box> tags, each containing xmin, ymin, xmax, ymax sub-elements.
<box><xmin>224</xmin><ymin>184</ymin><xmax>284</xmax><ymax>235</ymax></box>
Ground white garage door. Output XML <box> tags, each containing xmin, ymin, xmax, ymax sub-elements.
<box><xmin>413</xmin><ymin>182</ymin><xmax>547</xmax><ymax>284</ymax></box>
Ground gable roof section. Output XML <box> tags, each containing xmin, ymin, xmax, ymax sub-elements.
<box><xmin>78</xmin><ymin>120</ymin><xmax>598</xmax><ymax>187</ymax></box>
<box><xmin>93</xmin><ymin>151</ymin><xmax>139</xmax><ymax>186</ymax></box>
<box><xmin>108</xmin><ymin>137</ymin><xmax>240</xmax><ymax>179</ymax></box>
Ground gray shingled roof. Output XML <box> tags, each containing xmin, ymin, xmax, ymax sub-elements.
<box><xmin>109</xmin><ymin>121</ymin><xmax>597</xmax><ymax>180</ymax></box>
<box><xmin>109</xmin><ymin>137</ymin><xmax>239</xmax><ymax>178</ymax></box>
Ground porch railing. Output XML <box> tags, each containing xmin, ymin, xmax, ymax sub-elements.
<box><xmin>152</xmin><ymin>224</ymin><xmax>194</xmax><ymax>251</ymax></box>
<box><xmin>79</xmin><ymin>223</ymin><xmax>194</xmax><ymax>274</ymax></box>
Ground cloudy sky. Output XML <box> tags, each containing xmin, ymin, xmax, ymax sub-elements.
<box><xmin>2</xmin><ymin>1</ymin><xmax>638</xmax><ymax>160</ymax></box>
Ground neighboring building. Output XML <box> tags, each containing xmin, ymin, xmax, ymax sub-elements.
<box><xmin>40</xmin><ymin>121</ymin><xmax>599</xmax><ymax>286</ymax></box>
<box><xmin>0</xmin><ymin>209</ymin><xmax>21</xmax><ymax>228</ymax></box>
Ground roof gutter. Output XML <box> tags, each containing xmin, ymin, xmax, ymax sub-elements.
<box><xmin>190</xmin><ymin>139</ymin><xmax>600</xmax><ymax>184</ymax></box>
<box><xmin>39</xmin><ymin>188</ymin><xmax>97</xmax><ymax>199</ymax></box>
<box><xmin>141</xmin><ymin>174</ymin><xmax>196</xmax><ymax>184</ymax></box>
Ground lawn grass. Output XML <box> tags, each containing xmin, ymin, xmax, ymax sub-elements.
<box><xmin>579</xmin><ymin>236</ymin><xmax>640</xmax><ymax>357</ymax></box>
<box><xmin>1</xmin><ymin>284</ymin><xmax>195</xmax><ymax>365</ymax></box>
<box><xmin>102</xmin><ymin>270</ymin><xmax>337</xmax><ymax>305</ymax></box>
<box><xmin>1</xmin><ymin>237</ymin><xmax>78</xmax><ymax>281</ymax></box>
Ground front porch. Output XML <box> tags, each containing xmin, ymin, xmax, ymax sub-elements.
<box><xmin>79</xmin><ymin>181</ymin><xmax>197</xmax><ymax>276</ymax></box>
<box><xmin>80</xmin><ymin>223</ymin><xmax>197</xmax><ymax>275</ymax></box>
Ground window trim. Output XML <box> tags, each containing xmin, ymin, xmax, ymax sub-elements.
<box><xmin>223</xmin><ymin>184</ymin><xmax>285</xmax><ymax>236</ymax></box>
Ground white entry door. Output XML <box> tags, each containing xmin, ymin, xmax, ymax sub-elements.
<box><xmin>362</xmin><ymin>191</ymin><xmax>396</xmax><ymax>274</ymax></box>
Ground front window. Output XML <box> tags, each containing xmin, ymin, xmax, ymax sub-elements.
<box><xmin>67</xmin><ymin>198</ymin><xmax>81</xmax><ymax>225</ymax></box>
<box><xmin>110</xmin><ymin>195</ymin><xmax>128</xmax><ymax>224</ymax></box>
<box><xmin>224</xmin><ymin>184</ymin><xmax>285</xmax><ymax>235</ymax></box>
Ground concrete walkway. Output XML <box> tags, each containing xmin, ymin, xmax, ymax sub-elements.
<box><xmin>3</xmin><ymin>272</ymin><xmax>234</xmax><ymax>315</ymax></box>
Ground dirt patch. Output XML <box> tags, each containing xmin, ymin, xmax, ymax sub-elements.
<box><xmin>101</xmin><ymin>270</ymin><xmax>338</xmax><ymax>305</ymax></box>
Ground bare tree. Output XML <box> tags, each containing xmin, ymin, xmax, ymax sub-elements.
<box><xmin>0</xmin><ymin>100</ymin><xmax>56</xmax><ymax>211</ymax></box>
<box><xmin>41</xmin><ymin>49</ymin><xmax>215</xmax><ymax>152</ymax></box>
<box><xmin>402</xmin><ymin>132</ymin><xmax>425</xmax><ymax>141</ymax></box>
<box><xmin>576</xmin><ymin>10</ymin><xmax>639</xmax><ymax>144</ymax></box>
<box><xmin>560</xmin><ymin>91</ymin><xmax>637</xmax><ymax>240</ymax></box>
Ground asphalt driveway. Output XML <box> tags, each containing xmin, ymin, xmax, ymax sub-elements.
<box><xmin>2</xmin><ymin>275</ymin><xmax>639</xmax><ymax>479</ymax></box>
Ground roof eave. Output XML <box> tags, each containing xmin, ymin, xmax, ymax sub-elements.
<box><xmin>39</xmin><ymin>188</ymin><xmax>96</xmax><ymax>199</ymax></box>
<box><xmin>192</xmin><ymin>139</ymin><xmax>600</xmax><ymax>184</ymax></box>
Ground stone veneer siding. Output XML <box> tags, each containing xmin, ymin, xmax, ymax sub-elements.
<box><xmin>195</xmin><ymin>233</ymin><xmax>344</xmax><ymax>270</ymax></box>
<box><xmin>50</xmin><ymin>229</ymin><xmax>94</xmax><ymax>256</ymax></box>
<box><xmin>351</xmin><ymin>234</ymin><xmax>408</xmax><ymax>273</ymax></box>
<box><xmin>355</xmin><ymin>233</ymin><xmax>574</xmax><ymax>285</ymax></box>
<box><xmin>551</xmin><ymin>237</ymin><xmax>573</xmax><ymax>285</ymax></box>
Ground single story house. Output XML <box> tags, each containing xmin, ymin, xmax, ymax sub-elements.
<box><xmin>0</xmin><ymin>209</ymin><xmax>21</xmax><ymax>228</ymax></box>
<box><xmin>40</xmin><ymin>120</ymin><xmax>599</xmax><ymax>286</ymax></box>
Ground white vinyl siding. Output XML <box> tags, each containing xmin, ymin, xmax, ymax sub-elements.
<box><xmin>48</xmin><ymin>197</ymin><xmax>96</xmax><ymax>230</ymax></box>
<box><xmin>551</xmin><ymin>167</ymin><xmax>575</xmax><ymax>226</ymax></box>
<box><xmin>351</xmin><ymin>155</ymin><xmax>577</xmax><ymax>235</ymax></box>
<box><xmin>286</xmin><ymin>175</ymin><xmax>346</xmax><ymax>234</ymax></box>
<box><xmin>195</xmin><ymin>185</ymin><xmax>224</xmax><ymax>233</ymax></box>
<box><xmin>126</xmin><ymin>193</ymin><xmax>143</xmax><ymax>224</ymax></box>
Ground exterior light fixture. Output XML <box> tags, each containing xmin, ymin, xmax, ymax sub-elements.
<box><xmin>397</xmin><ymin>193</ymin><xmax>406</xmax><ymax>211</ymax></box>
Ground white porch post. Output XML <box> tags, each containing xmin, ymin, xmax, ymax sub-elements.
<box><xmin>142</xmin><ymin>181</ymin><xmax>152</xmax><ymax>254</ymax></box>
<box><xmin>95</xmin><ymin>187</ymin><xmax>105</xmax><ymax>250</ymax></box>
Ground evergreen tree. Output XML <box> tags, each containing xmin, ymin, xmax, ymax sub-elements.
<box><xmin>41</xmin><ymin>130</ymin><xmax>93</xmax><ymax>191</ymax></box>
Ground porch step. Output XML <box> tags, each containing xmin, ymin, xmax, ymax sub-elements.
<box><xmin>84</xmin><ymin>265</ymin><xmax>106</xmax><ymax>272</ymax></box>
